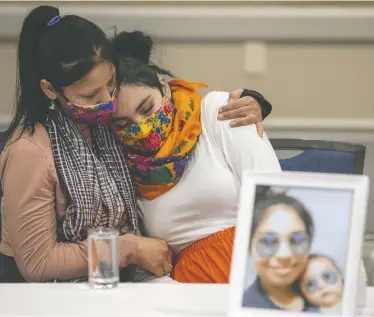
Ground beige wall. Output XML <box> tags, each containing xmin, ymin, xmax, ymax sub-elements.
<box><xmin>0</xmin><ymin>2</ymin><xmax>373</xmax><ymax>121</ymax></box>
<box><xmin>0</xmin><ymin>41</ymin><xmax>16</xmax><ymax>120</ymax></box>
<box><xmin>159</xmin><ymin>42</ymin><xmax>374</xmax><ymax>118</ymax></box>
<box><xmin>1</xmin><ymin>40</ymin><xmax>374</xmax><ymax>120</ymax></box>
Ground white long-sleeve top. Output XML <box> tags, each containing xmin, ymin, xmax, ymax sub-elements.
<box><xmin>138</xmin><ymin>91</ymin><xmax>281</xmax><ymax>253</ymax></box>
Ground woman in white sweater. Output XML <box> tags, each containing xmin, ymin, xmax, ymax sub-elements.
<box><xmin>109</xmin><ymin>31</ymin><xmax>281</xmax><ymax>283</ymax></box>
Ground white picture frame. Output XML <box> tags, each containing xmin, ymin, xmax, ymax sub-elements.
<box><xmin>229</xmin><ymin>171</ymin><xmax>369</xmax><ymax>317</ymax></box>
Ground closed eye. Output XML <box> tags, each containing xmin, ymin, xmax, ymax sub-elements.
<box><xmin>82</xmin><ymin>89</ymin><xmax>100</xmax><ymax>100</ymax></box>
<box><xmin>143</xmin><ymin>103</ymin><xmax>155</xmax><ymax>115</ymax></box>
<box><xmin>80</xmin><ymin>73</ymin><xmax>116</xmax><ymax>100</ymax></box>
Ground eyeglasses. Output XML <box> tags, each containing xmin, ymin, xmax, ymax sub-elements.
<box><xmin>254</xmin><ymin>232</ymin><xmax>310</xmax><ymax>258</ymax></box>
<box><xmin>303</xmin><ymin>270</ymin><xmax>339</xmax><ymax>294</ymax></box>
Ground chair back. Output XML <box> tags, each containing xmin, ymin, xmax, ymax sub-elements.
<box><xmin>270</xmin><ymin>139</ymin><xmax>366</xmax><ymax>175</ymax></box>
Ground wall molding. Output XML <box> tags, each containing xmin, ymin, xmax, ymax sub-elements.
<box><xmin>265</xmin><ymin>118</ymin><xmax>374</xmax><ymax>132</ymax></box>
<box><xmin>1</xmin><ymin>115</ymin><xmax>374</xmax><ymax>138</ymax></box>
<box><xmin>2</xmin><ymin>4</ymin><xmax>374</xmax><ymax>41</ymax></box>
<box><xmin>264</xmin><ymin>118</ymin><xmax>374</xmax><ymax>144</ymax></box>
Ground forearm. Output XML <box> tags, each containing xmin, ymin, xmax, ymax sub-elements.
<box><xmin>13</xmin><ymin>240</ymin><xmax>88</xmax><ymax>282</ymax></box>
<box><xmin>17</xmin><ymin>233</ymin><xmax>138</xmax><ymax>282</ymax></box>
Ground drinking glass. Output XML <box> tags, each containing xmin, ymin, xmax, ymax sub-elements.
<box><xmin>88</xmin><ymin>228</ymin><xmax>119</xmax><ymax>289</ymax></box>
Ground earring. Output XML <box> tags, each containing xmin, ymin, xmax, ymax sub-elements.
<box><xmin>49</xmin><ymin>100</ymin><xmax>56</xmax><ymax>110</ymax></box>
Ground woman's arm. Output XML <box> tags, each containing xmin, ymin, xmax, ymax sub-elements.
<box><xmin>2</xmin><ymin>138</ymin><xmax>88</xmax><ymax>281</ymax></box>
<box><xmin>202</xmin><ymin>91</ymin><xmax>281</xmax><ymax>179</ymax></box>
<box><xmin>241</xmin><ymin>89</ymin><xmax>272</xmax><ymax>119</ymax></box>
<box><xmin>1</xmin><ymin>138</ymin><xmax>138</xmax><ymax>282</ymax></box>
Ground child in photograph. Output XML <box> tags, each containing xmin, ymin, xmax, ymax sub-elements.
<box><xmin>300</xmin><ymin>254</ymin><xmax>344</xmax><ymax>312</ymax></box>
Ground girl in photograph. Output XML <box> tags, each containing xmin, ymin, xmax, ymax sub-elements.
<box><xmin>242</xmin><ymin>190</ymin><xmax>319</xmax><ymax>312</ymax></box>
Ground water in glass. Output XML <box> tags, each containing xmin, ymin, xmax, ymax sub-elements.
<box><xmin>88</xmin><ymin>228</ymin><xmax>119</xmax><ymax>289</ymax></box>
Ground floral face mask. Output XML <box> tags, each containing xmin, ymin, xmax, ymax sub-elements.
<box><xmin>115</xmin><ymin>97</ymin><xmax>176</xmax><ymax>153</ymax></box>
<box><xmin>63</xmin><ymin>88</ymin><xmax>118</xmax><ymax>125</ymax></box>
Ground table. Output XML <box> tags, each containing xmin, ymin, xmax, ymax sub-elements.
<box><xmin>0</xmin><ymin>284</ymin><xmax>372</xmax><ymax>316</ymax></box>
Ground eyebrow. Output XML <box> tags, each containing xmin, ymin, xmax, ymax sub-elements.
<box><xmin>135</xmin><ymin>94</ymin><xmax>152</xmax><ymax>112</ymax></box>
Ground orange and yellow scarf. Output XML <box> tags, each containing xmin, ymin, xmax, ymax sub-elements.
<box><xmin>116</xmin><ymin>79</ymin><xmax>207</xmax><ymax>200</ymax></box>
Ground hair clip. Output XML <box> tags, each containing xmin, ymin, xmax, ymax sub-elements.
<box><xmin>47</xmin><ymin>15</ymin><xmax>61</xmax><ymax>27</ymax></box>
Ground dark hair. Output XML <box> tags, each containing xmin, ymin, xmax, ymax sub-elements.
<box><xmin>250</xmin><ymin>187</ymin><xmax>315</xmax><ymax>243</ymax></box>
<box><xmin>111</xmin><ymin>30</ymin><xmax>173</xmax><ymax>93</ymax></box>
<box><xmin>8</xmin><ymin>6</ymin><xmax>114</xmax><ymax>136</ymax></box>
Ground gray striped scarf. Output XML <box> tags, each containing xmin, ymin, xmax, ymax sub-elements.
<box><xmin>44</xmin><ymin>109</ymin><xmax>138</xmax><ymax>242</ymax></box>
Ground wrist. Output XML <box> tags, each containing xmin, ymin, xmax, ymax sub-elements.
<box><xmin>240</xmin><ymin>89</ymin><xmax>272</xmax><ymax>120</ymax></box>
<box><xmin>119</xmin><ymin>233</ymin><xmax>139</xmax><ymax>266</ymax></box>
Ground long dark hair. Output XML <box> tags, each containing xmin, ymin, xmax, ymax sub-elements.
<box><xmin>250</xmin><ymin>186</ymin><xmax>315</xmax><ymax>244</ymax></box>
<box><xmin>8</xmin><ymin>6</ymin><xmax>114</xmax><ymax>137</ymax></box>
<box><xmin>111</xmin><ymin>30</ymin><xmax>173</xmax><ymax>93</ymax></box>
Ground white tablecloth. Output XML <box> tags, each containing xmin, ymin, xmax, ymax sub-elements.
<box><xmin>0</xmin><ymin>284</ymin><xmax>372</xmax><ymax>316</ymax></box>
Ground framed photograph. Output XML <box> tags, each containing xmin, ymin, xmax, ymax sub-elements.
<box><xmin>229</xmin><ymin>171</ymin><xmax>369</xmax><ymax>317</ymax></box>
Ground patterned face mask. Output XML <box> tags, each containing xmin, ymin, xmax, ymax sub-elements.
<box><xmin>63</xmin><ymin>88</ymin><xmax>118</xmax><ymax>125</ymax></box>
<box><xmin>116</xmin><ymin>97</ymin><xmax>176</xmax><ymax>154</ymax></box>
<box><xmin>113</xmin><ymin>79</ymin><xmax>206</xmax><ymax>200</ymax></box>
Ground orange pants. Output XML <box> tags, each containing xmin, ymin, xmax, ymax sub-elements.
<box><xmin>173</xmin><ymin>227</ymin><xmax>235</xmax><ymax>283</ymax></box>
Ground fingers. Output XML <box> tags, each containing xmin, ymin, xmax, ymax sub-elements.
<box><xmin>152</xmin><ymin>261</ymin><xmax>172</xmax><ymax>277</ymax></box>
<box><xmin>229</xmin><ymin>113</ymin><xmax>263</xmax><ymax>128</ymax></box>
<box><xmin>152</xmin><ymin>260</ymin><xmax>172</xmax><ymax>277</ymax></box>
<box><xmin>162</xmin><ymin>261</ymin><xmax>173</xmax><ymax>275</ymax></box>
<box><xmin>153</xmin><ymin>267</ymin><xmax>166</xmax><ymax>277</ymax></box>
<box><xmin>227</xmin><ymin>89</ymin><xmax>244</xmax><ymax>103</ymax></box>
<box><xmin>218</xmin><ymin>106</ymin><xmax>254</xmax><ymax>121</ymax></box>
<box><xmin>255</xmin><ymin>122</ymin><xmax>264</xmax><ymax>137</ymax></box>
<box><xmin>218</xmin><ymin>96</ymin><xmax>255</xmax><ymax>115</ymax></box>
<box><xmin>161</xmin><ymin>248</ymin><xmax>173</xmax><ymax>276</ymax></box>
<box><xmin>152</xmin><ymin>246</ymin><xmax>173</xmax><ymax>277</ymax></box>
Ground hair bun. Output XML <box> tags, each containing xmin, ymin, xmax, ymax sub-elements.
<box><xmin>112</xmin><ymin>31</ymin><xmax>153</xmax><ymax>64</ymax></box>
<box><xmin>256</xmin><ymin>185</ymin><xmax>272</xmax><ymax>197</ymax></box>
<box><xmin>26</xmin><ymin>6</ymin><xmax>60</xmax><ymax>29</ymax></box>
<box><xmin>255</xmin><ymin>185</ymin><xmax>287</xmax><ymax>199</ymax></box>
